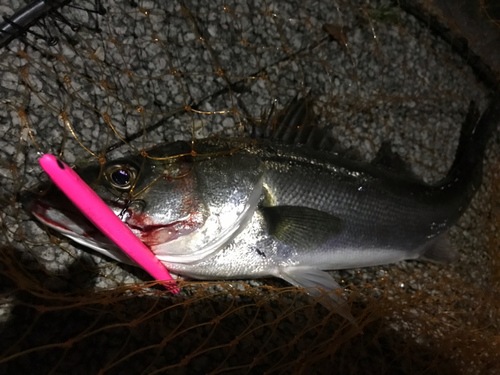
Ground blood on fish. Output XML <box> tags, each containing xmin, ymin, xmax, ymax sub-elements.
<box><xmin>184</xmin><ymin>211</ymin><xmax>201</xmax><ymax>228</ymax></box>
<box><xmin>126</xmin><ymin>211</ymin><xmax>203</xmax><ymax>247</ymax></box>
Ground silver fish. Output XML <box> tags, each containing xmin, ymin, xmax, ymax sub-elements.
<box><xmin>25</xmin><ymin>96</ymin><xmax>500</xmax><ymax>319</ymax></box>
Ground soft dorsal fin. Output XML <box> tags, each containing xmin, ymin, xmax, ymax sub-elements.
<box><xmin>371</xmin><ymin>141</ymin><xmax>419</xmax><ymax>179</ymax></box>
<box><xmin>261</xmin><ymin>205</ymin><xmax>343</xmax><ymax>249</ymax></box>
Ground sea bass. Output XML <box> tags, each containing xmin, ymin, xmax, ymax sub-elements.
<box><xmin>25</xmin><ymin>96</ymin><xmax>500</xmax><ymax>317</ymax></box>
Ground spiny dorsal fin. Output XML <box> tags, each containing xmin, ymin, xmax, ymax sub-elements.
<box><xmin>261</xmin><ymin>205</ymin><xmax>343</xmax><ymax>250</ymax></box>
<box><xmin>253</xmin><ymin>95</ymin><xmax>363</xmax><ymax>162</ymax></box>
<box><xmin>254</xmin><ymin>95</ymin><xmax>341</xmax><ymax>151</ymax></box>
<box><xmin>273</xmin><ymin>96</ymin><xmax>310</xmax><ymax>143</ymax></box>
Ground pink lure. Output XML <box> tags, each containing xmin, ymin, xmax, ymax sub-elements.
<box><xmin>39</xmin><ymin>154</ymin><xmax>178</xmax><ymax>292</ymax></box>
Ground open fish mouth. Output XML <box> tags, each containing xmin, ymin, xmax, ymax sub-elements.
<box><xmin>31</xmin><ymin>198</ymin><xmax>100</xmax><ymax>240</ymax></box>
<box><xmin>23</xmin><ymin>189</ymin><xmax>135</xmax><ymax>265</ymax></box>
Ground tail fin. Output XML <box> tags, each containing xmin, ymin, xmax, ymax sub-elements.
<box><xmin>438</xmin><ymin>94</ymin><xmax>500</xmax><ymax>218</ymax></box>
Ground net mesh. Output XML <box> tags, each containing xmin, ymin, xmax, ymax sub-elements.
<box><xmin>1</xmin><ymin>0</ymin><xmax>500</xmax><ymax>373</ymax></box>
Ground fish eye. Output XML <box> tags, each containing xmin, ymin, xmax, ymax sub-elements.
<box><xmin>105</xmin><ymin>164</ymin><xmax>137</xmax><ymax>190</ymax></box>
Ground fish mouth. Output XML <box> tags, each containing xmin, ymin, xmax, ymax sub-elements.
<box><xmin>23</xmin><ymin>188</ymin><xmax>135</xmax><ymax>265</ymax></box>
<box><xmin>22</xmin><ymin>187</ymin><xmax>199</xmax><ymax>262</ymax></box>
<box><xmin>31</xmin><ymin>199</ymin><xmax>101</xmax><ymax>239</ymax></box>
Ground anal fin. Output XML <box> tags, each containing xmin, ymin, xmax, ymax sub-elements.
<box><xmin>278</xmin><ymin>266</ymin><xmax>355</xmax><ymax>322</ymax></box>
<box><xmin>419</xmin><ymin>235</ymin><xmax>457</xmax><ymax>264</ymax></box>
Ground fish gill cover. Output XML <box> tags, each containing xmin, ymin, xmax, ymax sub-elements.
<box><xmin>0</xmin><ymin>0</ymin><xmax>499</xmax><ymax>374</ymax></box>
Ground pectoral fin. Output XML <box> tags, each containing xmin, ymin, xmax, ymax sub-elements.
<box><xmin>261</xmin><ymin>206</ymin><xmax>343</xmax><ymax>249</ymax></box>
<box><xmin>278</xmin><ymin>266</ymin><xmax>354</xmax><ymax>322</ymax></box>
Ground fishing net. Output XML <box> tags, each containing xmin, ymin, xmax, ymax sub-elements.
<box><xmin>0</xmin><ymin>0</ymin><xmax>500</xmax><ymax>373</ymax></box>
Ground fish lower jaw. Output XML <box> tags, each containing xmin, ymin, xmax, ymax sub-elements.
<box><xmin>31</xmin><ymin>206</ymin><xmax>136</xmax><ymax>265</ymax></box>
<box><xmin>32</xmin><ymin>209</ymin><xmax>89</xmax><ymax>238</ymax></box>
